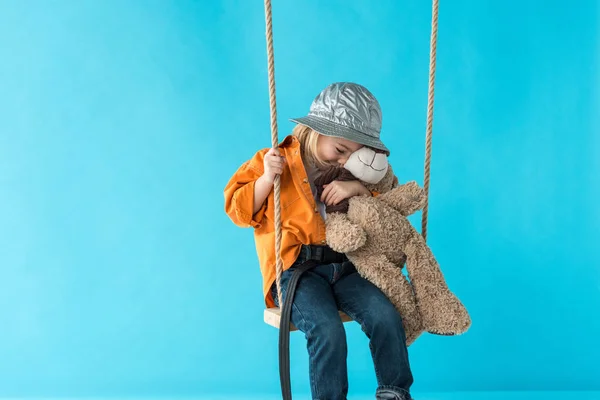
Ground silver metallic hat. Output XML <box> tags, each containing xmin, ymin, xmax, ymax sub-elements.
<box><xmin>290</xmin><ymin>82</ymin><xmax>389</xmax><ymax>155</ymax></box>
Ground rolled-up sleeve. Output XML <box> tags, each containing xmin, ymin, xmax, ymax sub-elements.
<box><xmin>224</xmin><ymin>153</ymin><xmax>268</xmax><ymax>228</ymax></box>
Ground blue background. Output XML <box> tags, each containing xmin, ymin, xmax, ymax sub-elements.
<box><xmin>1</xmin><ymin>0</ymin><xmax>598</xmax><ymax>398</ymax></box>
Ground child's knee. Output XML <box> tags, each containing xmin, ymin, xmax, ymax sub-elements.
<box><xmin>367</xmin><ymin>301</ymin><xmax>405</xmax><ymax>335</ymax></box>
<box><xmin>308</xmin><ymin>317</ymin><xmax>346</xmax><ymax>346</ymax></box>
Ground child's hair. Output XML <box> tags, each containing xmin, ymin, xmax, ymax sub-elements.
<box><xmin>292</xmin><ymin>124</ymin><xmax>329</xmax><ymax>169</ymax></box>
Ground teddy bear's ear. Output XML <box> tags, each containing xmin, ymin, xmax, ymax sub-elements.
<box><xmin>343</xmin><ymin>147</ymin><xmax>388</xmax><ymax>184</ymax></box>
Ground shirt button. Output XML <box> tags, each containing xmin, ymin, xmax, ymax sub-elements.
<box><xmin>303</xmin><ymin>178</ymin><xmax>308</xmax><ymax>183</ymax></box>
<box><xmin>321</xmin><ymin>239</ymin><xmax>326</xmax><ymax>244</ymax></box>
<box><xmin>314</xmin><ymin>207</ymin><xmax>318</xmax><ymax>212</ymax></box>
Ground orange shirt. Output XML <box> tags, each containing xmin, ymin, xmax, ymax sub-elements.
<box><xmin>223</xmin><ymin>135</ymin><xmax>327</xmax><ymax>308</ymax></box>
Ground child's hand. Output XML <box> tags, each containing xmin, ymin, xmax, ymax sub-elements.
<box><xmin>262</xmin><ymin>148</ymin><xmax>286</xmax><ymax>183</ymax></box>
<box><xmin>321</xmin><ymin>180</ymin><xmax>370</xmax><ymax>206</ymax></box>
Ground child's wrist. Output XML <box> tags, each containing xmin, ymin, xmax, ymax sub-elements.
<box><xmin>353</xmin><ymin>181</ymin><xmax>370</xmax><ymax>196</ymax></box>
<box><xmin>259</xmin><ymin>173</ymin><xmax>275</xmax><ymax>185</ymax></box>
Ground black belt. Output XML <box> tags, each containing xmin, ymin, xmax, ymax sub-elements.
<box><xmin>296</xmin><ymin>244</ymin><xmax>347</xmax><ymax>265</ymax></box>
<box><xmin>278</xmin><ymin>245</ymin><xmax>346</xmax><ymax>400</ymax></box>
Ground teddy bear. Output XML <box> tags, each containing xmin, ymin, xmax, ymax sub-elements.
<box><xmin>314</xmin><ymin>147</ymin><xmax>471</xmax><ymax>345</ymax></box>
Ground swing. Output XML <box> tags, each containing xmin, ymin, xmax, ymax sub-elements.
<box><xmin>260</xmin><ymin>0</ymin><xmax>440</xmax><ymax>398</ymax></box>
<box><xmin>261</xmin><ymin>0</ymin><xmax>439</xmax><ymax>330</ymax></box>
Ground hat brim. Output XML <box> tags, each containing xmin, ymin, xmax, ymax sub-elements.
<box><xmin>290</xmin><ymin>115</ymin><xmax>390</xmax><ymax>155</ymax></box>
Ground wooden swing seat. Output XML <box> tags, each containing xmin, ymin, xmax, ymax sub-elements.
<box><xmin>264</xmin><ymin>307</ymin><xmax>352</xmax><ymax>331</ymax></box>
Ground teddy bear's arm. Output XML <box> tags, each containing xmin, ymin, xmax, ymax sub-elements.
<box><xmin>325</xmin><ymin>212</ymin><xmax>367</xmax><ymax>253</ymax></box>
<box><xmin>377</xmin><ymin>181</ymin><xmax>426</xmax><ymax>216</ymax></box>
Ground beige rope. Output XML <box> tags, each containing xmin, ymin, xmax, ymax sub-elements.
<box><xmin>264</xmin><ymin>0</ymin><xmax>439</xmax><ymax>308</ymax></box>
<box><xmin>263</xmin><ymin>0</ymin><xmax>284</xmax><ymax>308</ymax></box>
<box><xmin>421</xmin><ymin>0</ymin><xmax>439</xmax><ymax>242</ymax></box>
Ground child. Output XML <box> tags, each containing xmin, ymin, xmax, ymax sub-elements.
<box><xmin>224</xmin><ymin>82</ymin><xmax>413</xmax><ymax>400</ymax></box>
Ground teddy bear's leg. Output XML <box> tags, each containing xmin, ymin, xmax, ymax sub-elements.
<box><xmin>348</xmin><ymin>250</ymin><xmax>424</xmax><ymax>346</ymax></box>
<box><xmin>377</xmin><ymin>181</ymin><xmax>426</xmax><ymax>217</ymax></box>
<box><xmin>399</xmin><ymin>221</ymin><xmax>472</xmax><ymax>336</ymax></box>
<box><xmin>325</xmin><ymin>212</ymin><xmax>367</xmax><ymax>253</ymax></box>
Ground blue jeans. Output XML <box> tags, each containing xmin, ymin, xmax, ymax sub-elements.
<box><xmin>271</xmin><ymin>248</ymin><xmax>414</xmax><ymax>400</ymax></box>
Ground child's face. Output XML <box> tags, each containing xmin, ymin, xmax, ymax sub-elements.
<box><xmin>316</xmin><ymin>134</ymin><xmax>363</xmax><ymax>168</ymax></box>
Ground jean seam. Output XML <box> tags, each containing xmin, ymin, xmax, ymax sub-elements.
<box><xmin>292</xmin><ymin>303</ymin><xmax>320</xmax><ymax>399</ymax></box>
<box><xmin>337</xmin><ymin>298</ymin><xmax>386</xmax><ymax>385</ymax></box>
<box><xmin>370</xmin><ymin>340</ymin><xmax>383</xmax><ymax>384</ymax></box>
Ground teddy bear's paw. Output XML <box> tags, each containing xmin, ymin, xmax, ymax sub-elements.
<box><xmin>325</xmin><ymin>213</ymin><xmax>367</xmax><ymax>253</ymax></box>
<box><xmin>332</xmin><ymin>224</ymin><xmax>367</xmax><ymax>253</ymax></box>
<box><xmin>377</xmin><ymin>182</ymin><xmax>426</xmax><ymax>217</ymax></box>
<box><xmin>419</xmin><ymin>290</ymin><xmax>471</xmax><ymax>335</ymax></box>
<box><xmin>402</xmin><ymin>308</ymin><xmax>425</xmax><ymax>346</ymax></box>
<box><xmin>398</xmin><ymin>181</ymin><xmax>426</xmax><ymax>213</ymax></box>
<box><xmin>405</xmin><ymin>325</ymin><xmax>425</xmax><ymax>346</ymax></box>
<box><xmin>399</xmin><ymin>180</ymin><xmax>421</xmax><ymax>192</ymax></box>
